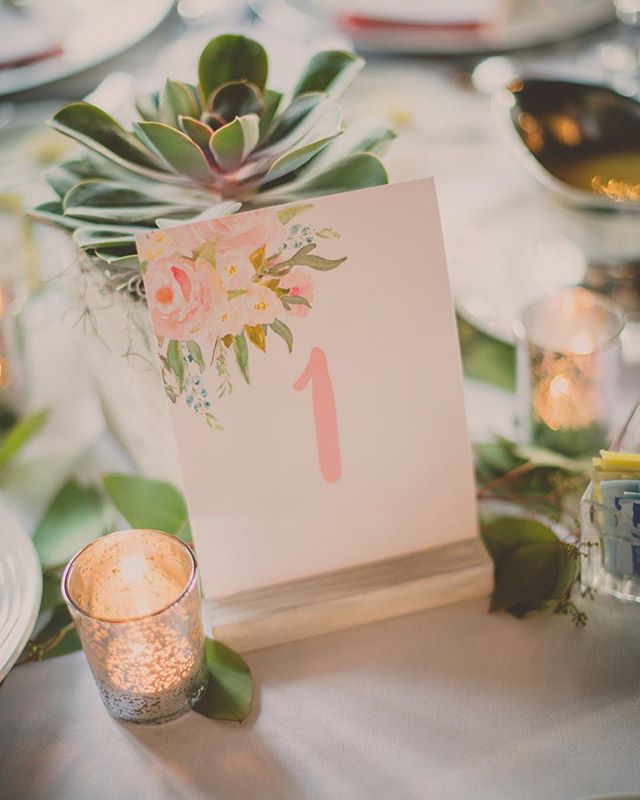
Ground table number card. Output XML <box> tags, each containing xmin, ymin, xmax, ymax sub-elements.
<box><xmin>137</xmin><ymin>179</ymin><xmax>488</xmax><ymax>650</ymax></box>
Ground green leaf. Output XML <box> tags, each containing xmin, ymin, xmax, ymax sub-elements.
<box><xmin>264</xmin><ymin>123</ymin><xmax>343</xmax><ymax>183</ymax></box>
<box><xmin>178</xmin><ymin>116</ymin><xmax>215</xmax><ymax>152</ymax></box>
<box><xmin>292</xmin><ymin>50</ymin><xmax>364</xmax><ymax>99</ymax></box>
<box><xmin>0</xmin><ymin>410</ymin><xmax>49</xmax><ymax>471</ymax></box>
<box><xmin>270</xmin><ymin>243</ymin><xmax>346</xmax><ymax>274</ymax></box>
<box><xmin>192</xmin><ymin>639</ymin><xmax>253</xmax><ymax>722</ymax></box>
<box><xmin>209</xmin><ymin>114</ymin><xmax>260</xmax><ymax>172</ymax></box>
<box><xmin>50</xmin><ymin>102</ymin><xmax>167</xmax><ymax>176</ymax></box>
<box><xmin>512</xmin><ymin>445</ymin><xmax>590</xmax><ymax>474</ymax></box>
<box><xmin>457</xmin><ymin>314</ymin><xmax>516</xmax><ymax>393</ymax></box>
<box><xmin>134</xmin><ymin>122</ymin><xmax>213</xmax><ymax>183</ymax></box>
<box><xmin>31</xmin><ymin>200</ymin><xmax>84</xmax><ymax>231</ymax></box>
<box><xmin>40</xmin><ymin>571</ymin><xmax>63</xmax><ymax>611</ymax></box>
<box><xmin>135</xmin><ymin>90</ymin><xmax>160</xmax><ymax>122</ymax></box>
<box><xmin>63</xmin><ymin>180</ymin><xmax>202</xmax><ymax>224</ymax></box>
<box><xmin>258</xmin><ymin>89</ymin><xmax>282</xmax><ymax>142</ymax></box>
<box><xmin>187</xmin><ymin>340</ymin><xmax>205</xmax><ymax>372</ymax></box>
<box><xmin>102</xmin><ymin>474</ymin><xmax>192</xmax><ymax>543</ymax></box>
<box><xmin>73</xmin><ymin>225</ymin><xmax>145</xmax><ymax>251</ymax></box>
<box><xmin>233</xmin><ymin>332</ymin><xmax>250</xmax><ymax>383</ymax></box>
<box><xmin>160</xmin><ymin>79</ymin><xmax>200</xmax><ymax>127</ymax></box>
<box><xmin>227</xmin><ymin>289</ymin><xmax>247</xmax><ymax>300</ymax></box>
<box><xmin>198</xmin><ymin>34</ymin><xmax>268</xmax><ymax>101</ymax></box>
<box><xmin>262</xmin><ymin>93</ymin><xmax>325</xmax><ymax>150</ymax></box>
<box><xmin>209</xmin><ymin>81</ymin><xmax>263</xmax><ymax>121</ymax></box>
<box><xmin>481</xmin><ymin>517</ymin><xmax>576</xmax><ymax>616</ymax></box>
<box><xmin>34</xmin><ymin>605</ymin><xmax>82</xmax><ymax>660</ymax></box>
<box><xmin>33</xmin><ymin>481</ymin><xmax>108</xmax><ymax>570</ymax></box>
<box><xmin>287</xmin><ymin>152</ymin><xmax>388</xmax><ymax>198</ymax></box>
<box><xmin>269</xmin><ymin>319</ymin><xmax>293</xmax><ymax>352</ymax></box>
<box><xmin>281</xmin><ymin>294</ymin><xmax>311</xmax><ymax>310</ymax></box>
<box><xmin>277</xmin><ymin>203</ymin><xmax>313</xmax><ymax>225</ymax></box>
<box><xmin>167</xmin><ymin>339</ymin><xmax>185</xmax><ymax>391</ymax></box>
<box><xmin>298</xmin><ymin>119</ymin><xmax>396</xmax><ymax>179</ymax></box>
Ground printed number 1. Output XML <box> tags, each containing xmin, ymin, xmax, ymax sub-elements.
<box><xmin>293</xmin><ymin>347</ymin><xmax>342</xmax><ymax>483</ymax></box>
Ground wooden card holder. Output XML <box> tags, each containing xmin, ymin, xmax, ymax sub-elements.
<box><xmin>205</xmin><ymin>537</ymin><xmax>492</xmax><ymax>652</ymax></box>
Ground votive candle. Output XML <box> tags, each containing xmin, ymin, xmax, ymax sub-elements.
<box><xmin>62</xmin><ymin>529</ymin><xmax>206</xmax><ymax>724</ymax></box>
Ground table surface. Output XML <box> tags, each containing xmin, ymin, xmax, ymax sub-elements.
<box><xmin>2</xmin><ymin>7</ymin><xmax>640</xmax><ymax>800</ymax></box>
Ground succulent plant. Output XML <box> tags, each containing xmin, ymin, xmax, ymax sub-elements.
<box><xmin>33</xmin><ymin>34</ymin><xmax>394</xmax><ymax>297</ymax></box>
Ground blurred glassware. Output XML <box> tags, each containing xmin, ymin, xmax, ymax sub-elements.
<box><xmin>515</xmin><ymin>288</ymin><xmax>624</xmax><ymax>456</ymax></box>
<box><xmin>494</xmin><ymin>78</ymin><xmax>640</xmax><ymax>322</ymax></box>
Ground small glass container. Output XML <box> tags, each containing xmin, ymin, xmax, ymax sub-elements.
<box><xmin>581</xmin><ymin>401</ymin><xmax>640</xmax><ymax>603</ymax></box>
<box><xmin>62</xmin><ymin>529</ymin><xmax>207</xmax><ymax>724</ymax></box>
<box><xmin>516</xmin><ymin>288</ymin><xmax>624</xmax><ymax>456</ymax></box>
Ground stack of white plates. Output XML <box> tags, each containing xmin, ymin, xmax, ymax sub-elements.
<box><xmin>0</xmin><ymin>501</ymin><xmax>42</xmax><ymax>681</ymax></box>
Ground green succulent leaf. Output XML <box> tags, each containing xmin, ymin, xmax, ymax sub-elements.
<box><xmin>293</xmin><ymin>50</ymin><xmax>364</xmax><ymax>99</ymax></box>
<box><xmin>258</xmin><ymin>89</ymin><xmax>283</xmax><ymax>143</ymax></box>
<box><xmin>269</xmin><ymin>319</ymin><xmax>293</xmax><ymax>352</ymax></box>
<box><xmin>274</xmin><ymin>152</ymin><xmax>388</xmax><ymax>200</ymax></box>
<box><xmin>33</xmin><ymin>480</ymin><xmax>109</xmax><ymax>570</ymax></box>
<box><xmin>134</xmin><ymin>122</ymin><xmax>213</xmax><ymax>183</ymax></box>
<box><xmin>32</xmin><ymin>200</ymin><xmax>83</xmax><ymax>230</ymax></box>
<box><xmin>135</xmin><ymin>91</ymin><xmax>160</xmax><ymax>122</ymax></box>
<box><xmin>63</xmin><ymin>180</ymin><xmax>203</xmax><ymax>224</ymax></box>
<box><xmin>192</xmin><ymin>639</ymin><xmax>253</xmax><ymax>722</ymax></box>
<box><xmin>73</xmin><ymin>224</ymin><xmax>147</xmax><ymax>251</ymax></box>
<box><xmin>209</xmin><ymin>114</ymin><xmax>260</xmax><ymax>172</ymax></box>
<box><xmin>209</xmin><ymin>80</ymin><xmax>263</xmax><ymax>122</ymax></box>
<box><xmin>103</xmin><ymin>473</ymin><xmax>192</xmax><ymax>542</ymax></box>
<box><xmin>50</xmin><ymin>102</ymin><xmax>168</xmax><ymax>175</ymax></box>
<box><xmin>263</xmin><ymin>92</ymin><xmax>326</xmax><ymax>151</ymax></box>
<box><xmin>199</xmin><ymin>34</ymin><xmax>268</xmax><ymax>101</ymax></box>
<box><xmin>160</xmin><ymin>79</ymin><xmax>201</xmax><ymax>127</ymax></box>
<box><xmin>178</xmin><ymin>115</ymin><xmax>215</xmax><ymax>152</ymax></box>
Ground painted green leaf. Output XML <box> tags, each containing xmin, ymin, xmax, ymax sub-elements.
<box><xmin>198</xmin><ymin>34</ymin><xmax>268</xmax><ymax>100</ymax></box>
<box><xmin>209</xmin><ymin>80</ymin><xmax>263</xmax><ymax>121</ymax></box>
<box><xmin>50</xmin><ymin>102</ymin><xmax>167</xmax><ymax>174</ymax></box>
<box><xmin>277</xmin><ymin>203</ymin><xmax>313</xmax><ymax>225</ymax></box>
<box><xmin>134</xmin><ymin>122</ymin><xmax>213</xmax><ymax>183</ymax></box>
<box><xmin>103</xmin><ymin>474</ymin><xmax>192</xmax><ymax>543</ymax></box>
<box><xmin>481</xmin><ymin>517</ymin><xmax>576</xmax><ymax>616</ymax></box>
<box><xmin>292</xmin><ymin>50</ymin><xmax>364</xmax><ymax>98</ymax></box>
<box><xmin>227</xmin><ymin>289</ymin><xmax>247</xmax><ymax>300</ymax></box>
<box><xmin>281</xmin><ymin>294</ymin><xmax>311</xmax><ymax>310</ymax></box>
<box><xmin>167</xmin><ymin>339</ymin><xmax>185</xmax><ymax>391</ymax></box>
<box><xmin>233</xmin><ymin>332</ymin><xmax>250</xmax><ymax>383</ymax></box>
<box><xmin>269</xmin><ymin>319</ymin><xmax>293</xmax><ymax>353</ymax></box>
<box><xmin>271</xmin><ymin>243</ymin><xmax>346</xmax><ymax>274</ymax></box>
<box><xmin>192</xmin><ymin>639</ymin><xmax>253</xmax><ymax>722</ymax></box>
<box><xmin>0</xmin><ymin>409</ymin><xmax>49</xmax><ymax>471</ymax></box>
<box><xmin>245</xmin><ymin>323</ymin><xmax>266</xmax><ymax>352</ymax></box>
<box><xmin>187</xmin><ymin>340</ymin><xmax>205</xmax><ymax>372</ymax></box>
<box><xmin>33</xmin><ymin>481</ymin><xmax>108</xmax><ymax>570</ymax></box>
<box><xmin>160</xmin><ymin>79</ymin><xmax>200</xmax><ymax>127</ymax></box>
<box><xmin>209</xmin><ymin>115</ymin><xmax>260</xmax><ymax>172</ymax></box>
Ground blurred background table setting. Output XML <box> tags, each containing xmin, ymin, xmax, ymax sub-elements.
<box><xmin>2</xmin><ymin>1</ymin><xmax>640</xmax><ymax>799</ymax></box>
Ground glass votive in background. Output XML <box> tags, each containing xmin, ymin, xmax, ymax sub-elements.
<box><xmin>62</xmin><ymin>530</ymin><xmax>207</xmax><ymax>724</ymax></box>
<box><xmin>515</xmin><ymin>288</ymin><xmax>624</xmax><ymax>456</ymax></box>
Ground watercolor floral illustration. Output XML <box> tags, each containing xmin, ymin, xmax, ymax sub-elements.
<box><xmin>139</xmin><ymin>205</ymin><xmax>346</xmax><ymax>429</ymax></box>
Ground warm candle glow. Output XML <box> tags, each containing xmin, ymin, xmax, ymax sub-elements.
<box><xmin>62</xmin><ymin>529</ymin><xmax>206</xmax><ymax>723</ymax></box>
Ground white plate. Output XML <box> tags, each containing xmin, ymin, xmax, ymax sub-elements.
<box><xmin>0</xmin><ymin>0</ymin><xmax>174</xmax><ymax>97</ymax></box>
<box><xmin>256</xmin><ymin>0</ymin><xmax>615</xmax><ymax>54</ymax></box>
<box><xmin>0</xmin><ymin>500</ymin><xmax>42</xmax><ymax>682</ymax></box>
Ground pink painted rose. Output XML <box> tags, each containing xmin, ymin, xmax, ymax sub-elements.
<box><xmin>278</xmin><ymin>269</ymin><xmax>314</xmax><ymax>317</ymax></box>
<box><xmin>209</xmin><ymin>209</ymin><xmax>283</xmax><ymax>256</ymax></box>
<box><xmin>145</xmin><ymin>256</ymin><xmax>223</xmax><ymax>340</ymax></box>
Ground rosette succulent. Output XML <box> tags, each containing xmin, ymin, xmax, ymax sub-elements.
<box><xmin>34</xmin><ymin>34</ymin><xmax>394</xmax><ymax>296</ymax></box>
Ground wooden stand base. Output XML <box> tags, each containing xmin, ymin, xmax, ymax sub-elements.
<box><xmin>205</xmin><ymin>537</ymin><xmax>492</xmax><ymax>652</ymax></box>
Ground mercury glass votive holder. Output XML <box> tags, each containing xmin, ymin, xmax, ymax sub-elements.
<box><xmin>62</xmin><ymin>529</ymin><xmax>207</xmax><ymax>724</ymax></box>
<box><xmin>515</xmin><ymin>288</ymin><xmax>624</xmax><ymax>457</ymax></box>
